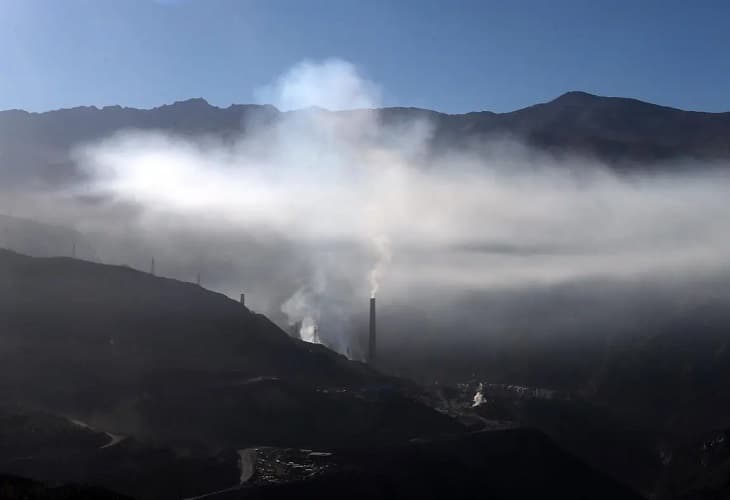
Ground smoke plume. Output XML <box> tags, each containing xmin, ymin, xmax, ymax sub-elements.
<box><xmin>5</xmin><ymin>58</ymin><xmax>730</xmax><ymax>363</ymax></box>
<box><xmin>369</xmin><ymin>234</ymin><xmax>391</xmax><ymax>298</ymax></box>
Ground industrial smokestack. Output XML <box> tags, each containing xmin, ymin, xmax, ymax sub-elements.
<box><xmin>369</xmin><ymin>297</ymin><xmax>376</xmax><ymax>364</ymax></box>
<box><xmin>240</xmin><ymin>293</ymin><xmax>246</xmax><ymax>307</ymax></box>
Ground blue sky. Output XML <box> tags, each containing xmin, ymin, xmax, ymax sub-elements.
<box><xmin>1</xmin><ymin>0</ymin><xmax>728</xmax><ymax>113</ymax></box>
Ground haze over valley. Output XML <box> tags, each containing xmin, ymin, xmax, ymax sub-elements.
<box><xmin>3</xmin><ymin>2</ymin><xmax>730</xmax><ymax>498</ymax></box>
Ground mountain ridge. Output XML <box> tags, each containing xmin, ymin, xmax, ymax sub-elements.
<box><xmin>2</xmin><ymin>90</ymin><xmax>729</xmax><ymax>181</ymax></box>
<box><xmin>4</xmin><ymin>91</ymin><xmax>729</xmax><ymax>116</ymax></box>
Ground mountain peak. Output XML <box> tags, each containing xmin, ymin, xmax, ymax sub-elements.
<box><xmin>167</xmin><ymin>97</ymin><xmax>212</xmax><ymax>109</ymax></box>
<box><xmin>552</xmin><ymin>91</ymin><xmax>600</xmax><ymax>104</ymax></box>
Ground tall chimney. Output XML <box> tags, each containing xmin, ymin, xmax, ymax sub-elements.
<box><xmin>240</xmin><ymin>293</ymin><xmax>246</xmax><ymax>307</ymax></box>
<box><xmin>369</xmin><ymin>297</ymin><xmax>376</xmax><ymax>364</ymax></box>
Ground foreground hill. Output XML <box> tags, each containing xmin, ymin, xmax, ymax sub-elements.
<box><xmin>2</xmin><ymin>91</ymin><xmax>730</xmax><ymax>187</ymax></box>
<box><xmin>0</xmin><ymin>474</ymin><xmax>130</xmax><ymax>500</ymax></box>
<box><xmin>231</xmin><ymin>430</ymin><xmax>643</xmax><ymax>500</ymax></box>
<box><xmin>0</xmin><ymin>249</ymin><xmax>458</xmax><ymax>449</ymax></box>
<box><xmin>0</xmin><ymin>409</ymin><xmax>643</xmax><ymax>500</ymax></box>
<box><xmin>0</xmin><ymin>250</ymin><xmax>645</xmax><ymax>499</ymax></box>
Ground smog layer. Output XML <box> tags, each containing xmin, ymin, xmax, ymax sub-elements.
<box><xmin>2</xmin><ymin>60</ymin><xmax>730</xmax><ymax>362</ymax></box>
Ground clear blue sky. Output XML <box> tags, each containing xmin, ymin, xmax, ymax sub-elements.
<box><xmin>1</xmin><ymin>0</ymin><xmax>728</xmax><ymax>113</ymax></box>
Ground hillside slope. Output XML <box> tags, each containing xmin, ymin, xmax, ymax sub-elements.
<box><xmin>0</xmin><ymin>250</ymin><xmax>459</xmax><ymax>448</ymax></box>
<box><xmin>232</xmin><ymin>429</ymin><xmax>644</xmax><ymax>500</ymax></box>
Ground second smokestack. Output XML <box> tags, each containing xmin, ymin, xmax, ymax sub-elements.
<box><xmin>369</xmin><ymin>297</ymin><xmax>376</xmax><ymax>364</ymax></box>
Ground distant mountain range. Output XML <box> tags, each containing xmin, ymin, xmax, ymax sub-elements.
<box><xmin>2</xmin><ymin>92</ymin><xmax>730</xmax><ymax>186</ymax></box>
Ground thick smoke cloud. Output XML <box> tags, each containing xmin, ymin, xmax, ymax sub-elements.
<box><xmin>255</xmin><ymin>59</ymin><xmax>382</xmax><ymax>112</ymax></box>
<box><xmin>4</xmin><ymin>59</ymin><xmax>730</xmax><ymax>366</ymax></box>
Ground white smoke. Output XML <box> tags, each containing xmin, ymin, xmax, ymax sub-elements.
<box><xmin>61</xmin><ymin>58</ymin><xmax>730</xmax><ymax>359</ymax></box>
<box><xmin>369</xmin><ymin>234</ymin><xmax>391</xmax><ymax>298</ymax></box>
<box><xmin>280</xmin><ymin>287</ymin><xmax>321</xmax><ymax>344</ymax></box>
<box><xmin>255</xmin><ymin>59</ymin><xmax>381</xmax><ymax>112</ymax></box>
<box><xmin>280</xmin><ymin>267</ymin><xmax>327</xmax><ymax>344</ymax></box>
<box><xmin>472</xmin><ymin>383</ymin><xmax>486</xmax><ymax>407</ymax></box>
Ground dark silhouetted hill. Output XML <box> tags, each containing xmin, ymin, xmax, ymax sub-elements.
<box><xmin>0</xmin><ymin>474</ymin><xmax>130</xmax><ymax>500</ymax></box>
<box><xmin>0</xmin><ymin>250</ymin><xmax>460</xmax><ymax>449</ymax></box>
<box><xmin>3</xmin><ymin>92</ymin><xmax>730</xmax><ymax>187</ymax></box>
<box><xmin>231</xmin><ymin>429</ymin><xmax>643</xmax><ymax>500</ymax></box>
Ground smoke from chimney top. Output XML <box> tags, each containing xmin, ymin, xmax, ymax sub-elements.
<box><xmin>369</xmin><ymin>297</ymin><xmax>376</xmax><ymax>364</ymax></box>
